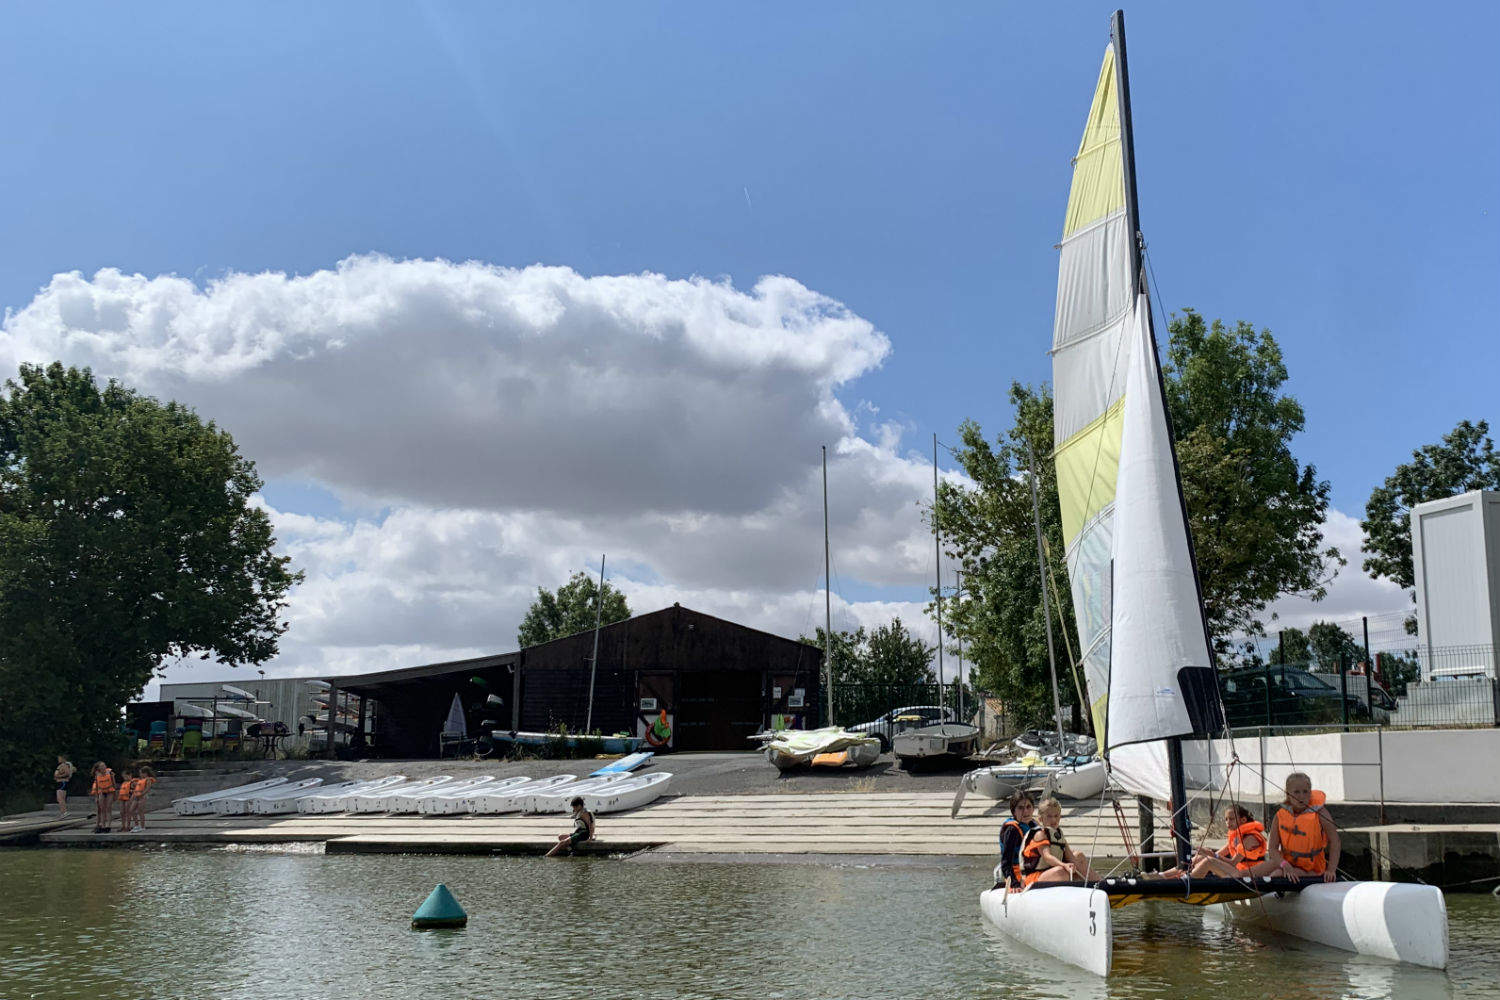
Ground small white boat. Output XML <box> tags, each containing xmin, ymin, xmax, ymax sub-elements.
<box><xmin>173</xmin><ymin>777</ymin><xmax>288</xmax><ymax>816</ymax></box>
<box><xmin>254</xmin><ymin>780</ymin><xmax>362</xmax><ymax>814</ymax></box>
<box><xmin>763</xmin><ymin>727</ymin><xmax>881</xmax><ymax>771</ymax></box>
<box><xmin>215</xmin><ymin>778</ymin><xmax>323</xmax><ymax>815</ymax></box>
<box><xmin>466</xmin><ymin>775</ymin><xmax>578</xmax><ymax>815</ymax></box>
<box><xmin>384</xmin><ymin>776</ymin><xmax>497</xmax><ymax>814</ymax></box>
<box><xmin>348</xmin><ymin>776</ymin><xmax>455</xmax><ymax>813</ymax></box>
<box><xmin>420</xmin><ymin>775</ymin><xmax>534</xmax><ymax>815</ymax></box>
<box><xmin>524</xmin><ymin>773</ymin><xmax>635</xmax><ymax>814</ymax></box>
<box><xmin>296</xmin><ymin>775</ymin><xmax>407</xmax><ymax>814</ymax></box>
<box><xmin>577</xmin><ymin>772</ymin><xmax>672</xmax><ymax>814</ymax></box>
<box><xmin>954</xmin><ymin>756</ymin><xmax>1108</xmax><ymax>815</ymax></box>
<box><xmin>893</xmin><ymin>723</ymin><xmax>980</xmax><ymax>765</ymax></box>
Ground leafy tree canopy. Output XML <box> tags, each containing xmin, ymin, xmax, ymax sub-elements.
<box><xmin>0</xmin><ymin>362</ymin><xmax>300</xmax><ymax>806</ymax></box>
<box><xmin>800</xmin><ymin>621</ymin><xmax>936</xmax><ymax>687</ymax></box>
<box><xmin>1361</xmin><ymin>419</ymin><xmax>1500</xmax><ymax>592</ymax></box>
<box><xmin>516</xmin><ymin>571</ymin><xmax>630</xmax><ymax>647</ymax></box>
<box><xmin>932</xmin><ymin>312</ymin><xmax>1338</xmax><ymax>726</ymax></box>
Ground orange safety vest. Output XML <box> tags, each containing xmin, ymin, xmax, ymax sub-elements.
<box><xmin>1224</xmin><ymin>820</ymin><xmax>1266</xmax><ymax>869</ymax></box>
<box><xmin>118</xmin><ymin>778</ymin><xmax>135</xmax><ymax>800</ymax></box>
<box><xmin>1020</xmin><ymin>825</ymin><xmax>1068</xmax><ymax>884</ymax></box>
<box><xmin>1276</xmin><ymin>792</ymin><xmax>1328</xmax><ymax>874</ymax></box>
<box><xmin>91</xmin><ymin>769</ymin><xmax>116</xmax><ymax>795</ymax></box>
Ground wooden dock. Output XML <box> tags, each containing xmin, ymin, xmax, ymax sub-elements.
<box><xmin>39</xmin><ymin>792</ymin><xmax>1142</xmax><ymax>858</ymax></box>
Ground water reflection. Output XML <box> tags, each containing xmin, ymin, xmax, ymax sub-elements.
<box><xmin>0</xmin><ymin>849</ymin><xmax>1493</xmax><ymax>1000</ymax></box>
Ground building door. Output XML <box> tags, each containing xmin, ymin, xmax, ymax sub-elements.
<box><xmin>675</xmin><ymin>670</ymin><xmax>763</xmax><ymax>751</ymax></box>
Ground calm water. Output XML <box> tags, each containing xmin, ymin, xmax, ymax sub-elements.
<box><xmin>1</xmin><ymin>846</ymin><xmax>1496</xmax><ymax>999</ymax></box>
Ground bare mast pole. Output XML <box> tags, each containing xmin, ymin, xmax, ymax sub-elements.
<box><xmin>1028</xmin><ymin>443</ymin><xmax>1069</xmax><ymax>757</ymax></box>
<box><xmin>933</xmin><ymin>434</ymin><xmax>945</xmax><ymax>699</ymax></box>
<box><xmin>823</xmin><ymin>446</ymin><xmax>834</xmax><ymax>726</ymax></box>
<box><xmin>584</xmin><ymin>554</ymin><xmax>606</xmax><ymax>733</ymax></box>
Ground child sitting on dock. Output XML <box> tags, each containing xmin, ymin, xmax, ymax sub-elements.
<box><xmin>545</xmin><ymin>797</ymin><xmax>595</xmax><ymax>857</ymax></box>
<box><xmin>1020</xmin><ymin>797</ymin><xmax>1100</xmax><ymax>886</ymax></box>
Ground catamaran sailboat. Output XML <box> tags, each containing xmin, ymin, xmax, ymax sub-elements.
<box><xmin>977</xmin><ymin>10</ymin><xmax>1448</xmax><ymax>975</ymax></box>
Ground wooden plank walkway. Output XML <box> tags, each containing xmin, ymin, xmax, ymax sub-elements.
<box><xmin>40</xmin><ymin>793</ymin><xmax>1141</xmax><ymax>858</ymax></box>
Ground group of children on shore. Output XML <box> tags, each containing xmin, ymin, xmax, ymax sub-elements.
<box><xmin>995</xmin><ymin>772</ymin><xmax>1341</xmax><ymax>890</ymax></box>
<box><xmin>81</xmin><ymin>759</ymin><xmax>156</xmax><ymax>834</ymax></box>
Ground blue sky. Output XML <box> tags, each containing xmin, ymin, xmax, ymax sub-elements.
<box><xmin>1</xmin><ymin>2</ymin><xmax>1495</xmax><ymax>684</ymax></box>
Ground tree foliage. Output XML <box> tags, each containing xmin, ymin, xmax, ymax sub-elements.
<box><xmin>931</xmin><ymin>312</ymin><xmax>1338</xmax><ymax>725</ymax></box>
<box><xmin>0</xmin><ymin>363</ymin><xmax>300</xmax><ymax>806</ymax></box>
<box><xmin>1361</xmin><ymin>420</ymin><xmax>1500</xmax><ymax>593</ymax></box>
<box><xmin>800</xmin><ymin>620</ymin><xmax>936</xmax><ymax>688</ymax></box>
<box><xmin>516</xmin><ymin>571</ymin><xmax>631</xmax><ymax>647</ymax></box>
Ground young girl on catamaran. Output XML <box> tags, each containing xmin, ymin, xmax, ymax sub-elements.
<box><xmin>1249</xmin><ymin>772</ymin><xmax>1341</xmax><ymax>883</ymax></box>
<box><xmin>1020</xmin><ymin>797</ymin><xmax>1101</xmax><ymax>886</ymax></box>
<box><xmin>994</xmin><ymin>792</ymin><xmax>1038</xmax><ymax>889</ymax></box>
<box><xmin>1158</xmin><ymin>803</ymin><xmax>1266</xmax><ymax>878</ymax></box>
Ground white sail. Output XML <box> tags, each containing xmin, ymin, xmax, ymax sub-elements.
<box><xmin>1052</xmin><ymin>33</ymin><xmax>1223</xmax><ymax>802</ymax></box>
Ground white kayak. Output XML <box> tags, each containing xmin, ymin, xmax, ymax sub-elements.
<box><xmin>465</xmin><ymin>775</ymin><xmax>578</xmax><ymax>815</ymax></box>
<box><xmin>1216</xmin><ymin>880</ymin><xmax>1448</xmax><ymax>969</ymax></box>
<box><xmin>576</xmin><ymin>772</ymin><xmax>672</xmax><ymax>814</ymax></box>
<box><xmin>349</xmin><ymin>776</ymin><xmax>457</xmax><ymax>813</ymax></box>
<box><xmin>215</xmin><ymin>778</ymin><xmax>323</xmax><ymax>815</ymax></box>
<box><xmin>296</xmin><ymin>775</ymin><xmax>406</xmax><ymax>814</ymax></box>
<box><xmin>420</xmin><ymin>775</ymin><xmax>533</xmax><ymax>815</ymax></box>
<box><xmin>383</xmin><ymin>776</ymin><xmax>497</xmax><ymax>814</ymax></box>
<box><xmin>524</xmin><ymin>774</ymin><xmax>635</xmax><ymax>814</ymax></box>
<box><xmin>255</xmin><ymin>780</ymin><xmax>364</xmax><ymax>815</ymax></box>
<box><xmin>174</xmin><ymin>777</ymin><xmax>289</xmax><ymax>816</ymax></box>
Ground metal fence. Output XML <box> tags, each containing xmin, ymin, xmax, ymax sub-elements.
<box><xmin>827</xmin><ymin>682</ymin><xmax>975</xmax><ymax>732</ymax></box>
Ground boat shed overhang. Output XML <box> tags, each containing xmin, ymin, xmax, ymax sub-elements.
<box><xmin>314</xmin><ymin>605</ymin><xmax>822</xmax><ymax>758</ymax></box>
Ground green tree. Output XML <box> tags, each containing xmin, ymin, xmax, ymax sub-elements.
<box><xmin>1267</xmin><ymin>627</ymin><xmax>1312</xmax><ymax>667</ymax></box>
<box><xmin>798</xmin><ymin>626</ymin><xmax>865</xmax><ymax>684</ymax></box>
<box><xmin>1306</xmin><ymin>621</ymin><xmax>1363</xmax><ymax>673</ymax></box>
<box><xmin>0</xmin><ymin>363</ymin><xmax>300</xmax><ymax>808</ymax></box>
<box><xmin>516</xmin><ymin>571</ymin><xmax>630</xmax><ymax>647</ymax></box>
<box><xmin>1374</xmin><ymin>649</ymin><xmax>1421</xmax><ymax>697</ymax></box>
<box><xmin>932</xmin><ymin>312</ymin><xmax>1338</xmax><ymax>725</ymax></box>
<box><xmin>855</xmin><ymin>618</ymin><xmax>935</xmax><ymax>687</ymax></box>
<box><xmin>1362</xmin><ymin>420</ymin><xmax>1500</xmax><ymax>596</ymax></box>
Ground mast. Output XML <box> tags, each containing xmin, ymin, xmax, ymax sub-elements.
<box><xmin>1111</xmin><ymin>8</ymin><xmax>1219</xmax><ymax>866</ymax></box>
<box><xmin>823</xmin><ymin>445</ymin><xmax>834</xmax><ymax>726</ymax></box>
<box><xmin>932</xmin><ymin>434</ymin><xmax>945</xmax><ymax>697</ymax></box>
<box><xmin>1029</xmin><ymin>444</ymin><xmax>1069</xmax><ymax>758</ymax></box>
<box><xmin>955</xmin><ymin>569</ymin><xmax>964</xmax><ymax>723</ymax></box>
<box><xmin>584</xmin><ymin>554</ymin><xmax>606</xmax><ymax>733</ymax></box>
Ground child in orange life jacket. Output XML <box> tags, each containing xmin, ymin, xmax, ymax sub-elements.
<box><xmin>117</xmin><ymin>766</ymin><xmax>137</xmax><ymax>832</ymax></box>
<box><xmin>132</xmin><ymin>765</ymin><xmax>157</xmax><ymax>831</ymax></box>
<box><xmin>89</xmin><ymin>761</ymin><xmax>116</xmax><ymax>833</ymax></box>
<box><xmin>1249</xmin><ymin>772</ymin><xmax>1340</xmax><ymax>883</ymax></box>
<box><xmin>994</xmin><ymin>792</ymin><xmax>1038</xmax><ymax>890</ymax></box>
<box><xmin>1019</xmin><ymin>797</ymin><xmax>1101</xmax><ymax>887</ymax></box>
<box><xmin>1159</xmin><ymin>803</ymin><xmax>1266</xmax><ymax>878</ymax></box>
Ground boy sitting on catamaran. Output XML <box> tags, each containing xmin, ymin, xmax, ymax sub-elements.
<box><xmin>1019</xmin><ymin>797</ymin><xmax>1101</xmax><ymax>887</ymax></box>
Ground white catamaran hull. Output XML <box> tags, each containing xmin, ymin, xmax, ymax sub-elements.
<box><xmin>1218</xmin><ymin>881</ymin><xmax>1448</xmax><ymax>970</ymax></box>
<box><xmin>979</xmin><ymin>886</ymin><xmax>1112</xmax><ymax>977</ymax></box>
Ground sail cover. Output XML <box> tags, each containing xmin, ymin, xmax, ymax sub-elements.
<box><xmin>1052</xmin><ymin>37</ymin><xmax>1222</xmax><ymax>802</ymax></box>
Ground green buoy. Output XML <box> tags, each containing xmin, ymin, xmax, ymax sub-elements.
<box><xmin>411</xmin><ymin>883</ymin><xmax>468</xmax><ymax>929</ymax></box>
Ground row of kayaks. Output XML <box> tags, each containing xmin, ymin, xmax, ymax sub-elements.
<box><xmin>172</xmin><ymin>772</ymin><xmax>671</xmax><ymax>817</ymax></box>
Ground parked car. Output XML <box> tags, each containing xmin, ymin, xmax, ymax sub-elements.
<box><xmin>845</xmin><ymin>705</ymin><xmax>955</xmax><ymax>751</ymax></box>
<box><xmin>1219</xmin><ymin>666</ymin><xmax>1366</xmax><ymax>727</ymax></box>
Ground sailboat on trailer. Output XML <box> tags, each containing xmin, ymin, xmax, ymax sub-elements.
<box><xmin>977</xmin><ymin>10</ymin><xmax>1448</xmax><ymax>975</ymax></box>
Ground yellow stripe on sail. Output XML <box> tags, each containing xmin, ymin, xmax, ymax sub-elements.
<box><xmin>1054</xmin><ymin>396</ymin><xmax>1124</xmax><ymax>547</ymax></box>
<box><xmin>1062</xmin><ymin>48</ymin><xmax>1125</xmax><ymax>240</ymax></box>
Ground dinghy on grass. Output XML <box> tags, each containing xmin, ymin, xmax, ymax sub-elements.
<box><xmin>174</xmin><ymin>777</ymin><xmax>288</xmax><ymax>816</ymax></box>
<box><xmin>465</xmin><ymin>775</ymin><xmax>577</xmax><ymax>815</ymax></box>
<box><xmin>296</xmin><ymin>775</ymin><xmax>406</xmax><ymax>814</ymax></box>
<box><xmin>215</xmin><ymin>778</ymin><xmax>323</xmax><ymax>815</ymax></box>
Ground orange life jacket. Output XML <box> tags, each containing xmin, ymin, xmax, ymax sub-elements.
<box><xmin>1225</xmin><ymin>820</ymin><xmax>1266</xmax><ymax>869</ymax></box>
<box><xmin>1021</xmin><ymin>825</ymin><xmax>1068</xmax><ymax>877</ymax></box>
<box><xmin>119</xmin><ymin>778</ymin><xmax>136</xmax><ymax>800</ymax></box>
<box><xmin>91</xmin><ymin>769</ymin><xmax>116</xmax><ymax>795</ymax></box>
<box><xmin>1276</xmin><ymin>792</ymin><xmax>1328</xmax><ymax>874</ymax></box>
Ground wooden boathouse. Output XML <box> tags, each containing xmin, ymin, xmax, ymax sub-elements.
<box><xmin>323</xmin><ymin>605</ymin><xmax>823</xmax><ymax>757</ymax></box>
